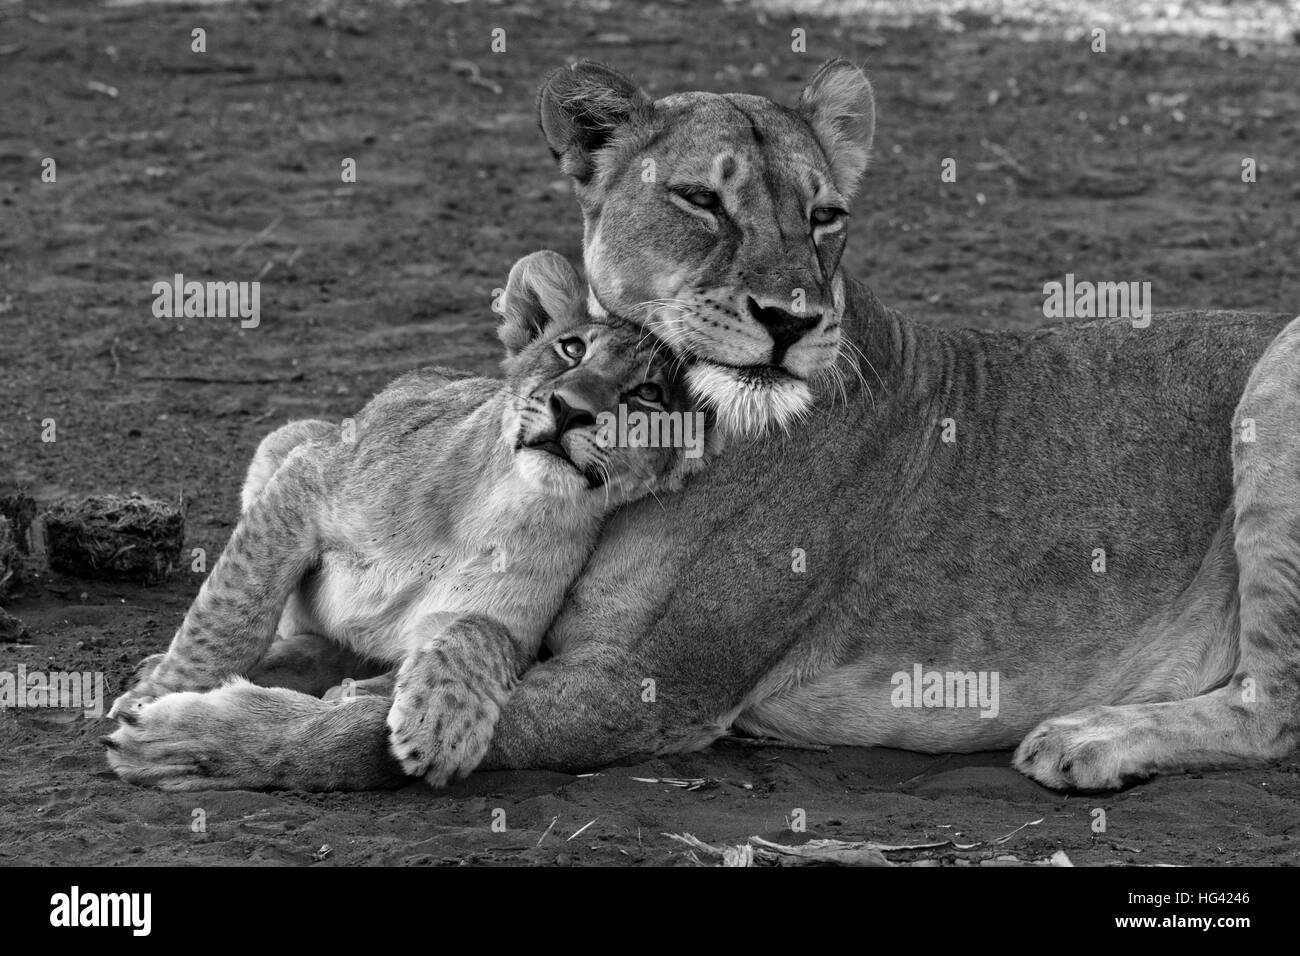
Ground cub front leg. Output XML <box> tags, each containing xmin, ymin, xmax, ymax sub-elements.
<box><xmin>109</xmin><ymin>453</ymin><xmax>328</xmax><ymax>717</ymax></box>
<box><xmin>386</xmin><ymin>614</ymin><xmax>519</xmax><ymax>787</ymax></box>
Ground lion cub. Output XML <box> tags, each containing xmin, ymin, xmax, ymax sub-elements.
<box><xmin>108</xmin><ymin>250</ymin><xmax>705</xmax><ymax>787</ymax></box>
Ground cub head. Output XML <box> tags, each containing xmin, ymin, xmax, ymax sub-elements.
<box><xmin>537</xmin><ymin>59</ymin><xmax>875</xmax><ymax>437</ymax></box>
<box><xmin>497</xmin><ymin>250</ymin><xmax>703</xmax><ymax>506</ymax></box>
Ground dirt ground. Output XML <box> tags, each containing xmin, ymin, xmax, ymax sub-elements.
<box><xmin>2</xmin><ymin>0</ymin><xmax>1299</xmax><ymax>866</ymax></box>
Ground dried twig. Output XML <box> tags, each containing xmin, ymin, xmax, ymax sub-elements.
<box><xmin>631</xmin><ymin>776</ymin><xmax>712</xmax><ymax>791</ymax></box>
<box><xmin>980</xmin><ymin>138</ymin><xmax>1033</xmax><ymax>180</ymax></box>
<box><xmin>234</xmin><ymin>214</ymin><xmax>284</xmax><ymax>256</ymax></box>
<box><xmin>566</xmin><ymin>819</ymin><xmax>597</xmax><ymax>842</ymax></box>
<box><xmin>993</xmin><ymin>818</ymin><xmax>1044</xmax><ymax>845</ymax></box>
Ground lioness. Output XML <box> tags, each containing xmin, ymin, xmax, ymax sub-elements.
<box><xmin>106</xmin><ymin>250</ymin><xmax>704</xmax><ymax>788</ymax></box>
<box><xmin>108</xmin><ymin>61</ymin><xmax>1299</xmax><ymax>793</ymax></box>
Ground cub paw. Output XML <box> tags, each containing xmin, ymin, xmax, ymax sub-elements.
<box><xmin>1013</xmin><ymin>705</ymin><xmax>1152</xmax><ymax>791</ymax></box>
<box><xmin>106</xmin><ymin>683</ymin><xmax>247</xmax><ymax>790</ymax></box>
<box><xmin>385</xmin><ymin>635</ymin><xmax>513</xmax><ymax>788</ymax></box>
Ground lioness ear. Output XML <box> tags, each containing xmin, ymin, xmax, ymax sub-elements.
<box><xmin>797</xmin><ymin>59</ymin><xmax>875</xmax><ymax>199</ymax></box>
<box><xmin>498</xmin><ymin>250</ymin><xmax>586</xmax><ymax>356</ymax></box>
<box><xmin>537</xmin><ymin>61</ymin><xmax>653</xmax><ymax>183</ymax></box>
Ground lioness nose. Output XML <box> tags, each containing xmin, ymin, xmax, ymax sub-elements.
<box><xmin>548</xmin><ymin>392</ymin><xmax>598</xmax><ymax>435</ymax></box>
<box><xmin>747</xmin><ymin>297</ymin><xmax>821</xmax><ymax>361</ymax></box>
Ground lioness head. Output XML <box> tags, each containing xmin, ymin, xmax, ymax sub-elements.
<box><xmin>537</xmin><ymin>59</ymin><xmax>875</xmax><ymax>437</ymax></box>
<box><xmin>497</xmin><ymin>250</ymin><xmax>701</xmax><ymax>506</ymax></box>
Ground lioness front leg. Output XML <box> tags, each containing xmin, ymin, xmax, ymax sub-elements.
<box><xmin>109</xmin><ymin>453</ymin><xmax>328</xmax><ymax>717</ymax></box>
<box><xmin>1016</xmin><ymin>317</ymin><xmax>1300</xmax><ymax>789</ymax></box>
<box><xmin>481</xmin><ymin>645</ymin><xmax>731</xmax><ymax>772</ymax></box>
<box><xmin>385</xmin><ymin>614</ymin><xmax>519</xmax><ymax>787</ymax></box>
<box><xmin>107</xmin><ymin>681</ymin><xmax>405</xmax><ymax>791</ymax></box>
<box><xmin>386</xmin><ymin>613</ymin><xmax>732</xmax><ymax>784</ymax></box>
<box><xmin>388</xmin><ymin>614</ymin><xmax>729</xmax><ymax>784</ymax></box>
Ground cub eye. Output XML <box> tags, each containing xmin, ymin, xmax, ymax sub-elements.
<box><xmin>556</xmin><ymin>337</ymin><xmax>586</xmax><ymax>361</ymax></box>
<box><xmin>674</xmin><ymin>187</ymin><xmax>721</xmax><ymax>212</ymax></box>
<box><xmin>630</xmin><ymin>382</ymin><xmax>664</xmax><ymax>405</ymax></box>
<box><xmin>812</xmin><ymin>206</ymin><xmax>846</xmax><ymax>226</ymax></box>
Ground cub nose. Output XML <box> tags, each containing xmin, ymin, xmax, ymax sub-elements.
<box><xmin>747</xmin><ymin>297</ymin><xmax>821</xmax><ymax>363</ymax></box>
<box><xmin>548</xmin><ymin>392</ymin><xmax>598</xmax><ymax>435</ymax></box>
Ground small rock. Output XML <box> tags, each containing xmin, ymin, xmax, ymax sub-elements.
<box><xmin>0</xmin><ymin>605</ymin><xmax>29</xmax><ymax>643</ymax></box>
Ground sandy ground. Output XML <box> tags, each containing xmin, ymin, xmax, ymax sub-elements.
<box><xmin>1</xmin><ymin>0</ymin><xmax>1299</xmax><ymax>866</ymax></box>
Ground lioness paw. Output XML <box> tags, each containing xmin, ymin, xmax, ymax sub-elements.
<box><xmin>386</xmin><ymin>636</ymin><xmax>513</xmax><ymax>788</ymax></box>
<box><xmin>1013</xmin><ymin>706</ymin><xmax>1154</xmax><ymax>791</ymax></box>
<box><xmin>106</xmin><ymin>680</ymin><xmax>277</xmax><ymax>791</ymax></box>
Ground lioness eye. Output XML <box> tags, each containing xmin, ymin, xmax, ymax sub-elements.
<box><xmin>676</xmin><ymin>187</ymin><xmax>720</xmax><ymax>211</ymax></box>
<box><xmin>631</xmin><ymin>382</ymin><xmax>664</xmax><ymax>404</ymax></box>
<box><xmin>557</xmin><ymin>337</ymin><xmax>586</xmax><ymax>361</ymax></box>
<box><xmin>812</xmin><ymin>206</ymin><xmax>845</xmax><ymax>226</ymax></box>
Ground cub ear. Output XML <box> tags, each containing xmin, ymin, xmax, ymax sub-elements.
<box><xmin>497</xmin><ymin>250</ymin><xmax>587</xmax><ymax>357</ymax></box>
<box><xmin>537</xmin><ymin>61</ymin><xmax>653</xmax><ymax>183</ymax></box>
<box><xmin>797</xmin><ymin>59</ymin><xmax>875</xmax><ymax>199</ymax></box>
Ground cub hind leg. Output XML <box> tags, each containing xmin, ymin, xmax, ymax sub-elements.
<box><xmin>1015</xmin><ymin>316</ymin><xmax>1300</xmax><ymax>789</ymax></box>
<box><xmin>240</xmin><ymin>420</ymin><xmax>367</xmax><ymax>694</ymax></box>
<box><xmin>247</xmin><ymin>631</ymin><xmax>392</xmax><ymax>697</ymax></box>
